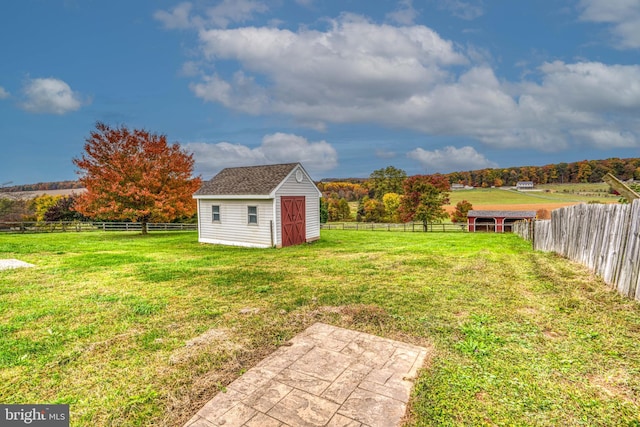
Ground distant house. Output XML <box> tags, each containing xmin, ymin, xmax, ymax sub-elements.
<box><xmin>516</xmin><ymin>181</ymin><xmax>534</xmax><ymax>190</ymax></box>
<box><xmin>467</xmin><ymin>210</ymin><xmax>536</xmax><ymax>233</ymax></box>
<box><xmin>451</xmin><ymin>184</ymin><xmax>465</xmax><ymax>190</ymax></box>
<box><xmin>193</xmin><ymin>163</ymin><xmax>321</xmax><ymax>248</ymax></box>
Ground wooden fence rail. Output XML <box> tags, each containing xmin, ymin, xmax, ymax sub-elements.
<box><xmin>0</xmin><ymin>221</ymin><xmax>197</xmax><ymax>233</ymax></box>
<box><xmin>515</xmin><ymin>200</ymin><xmax>640</xmax><ymax>302</ymax></box>
<box><xmin>321</xmin><ymin>222</ymin><xmax>468</xmax><ymax>232</ymax></box>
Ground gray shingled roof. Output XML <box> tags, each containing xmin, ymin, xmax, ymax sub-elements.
<box><xmin>194</xmin><ymin>163</ymin><xmax>299</xmax><ymax>196</ymax></box>
<box><xmin>468</xmin><ymin>210</ymin><xmax>537</xmax><ymax>218</ymax></box>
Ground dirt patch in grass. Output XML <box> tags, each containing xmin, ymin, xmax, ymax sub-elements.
<box><xmin>169</xmin><ymin>328</ymin><xmax>241</xmax><ymax>365</ymax></box>
<box><xmin>542</xmin><ymin>328</ymin><xmax>563</xmax><ymax>339</ymax></box>
<box><xmin>588</xmin><ymin>371</ymin><xmax>639</xmax><ymax>406</ymax></box>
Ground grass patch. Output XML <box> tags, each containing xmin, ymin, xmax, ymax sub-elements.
<box><xmin>0</xmin><ymin>231</ymin><xmax>639</xmax><ymax>426</ymax></box>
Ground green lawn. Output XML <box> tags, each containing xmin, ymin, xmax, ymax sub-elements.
<box><xmin>1</xmin><ymin>231</ymin><xmax>639</xmax><ymax>426</ymax></box>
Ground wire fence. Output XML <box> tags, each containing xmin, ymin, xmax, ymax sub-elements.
<box><xmin>0</xmin><ymin>221</ymin><xmax>197</xmax><ymax>234</ymax></box>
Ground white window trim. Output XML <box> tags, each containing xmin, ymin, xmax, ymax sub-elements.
<box><xmin>248</xmin><ymin>206</ymin><xmax>258</xmax><ymax>225</ymax></box>
<box><xmin>212</xmin><ymin>205</ymin><xmax>220</xmax><ymax>223</ymax></box>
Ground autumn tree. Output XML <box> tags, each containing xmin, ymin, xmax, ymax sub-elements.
<box><xmin>31</xmin><ymin>194</ymin><xmax>64</xmax><ymax>221</ymax></box>
<box><xmin>451</xmin><ymin>200</ymin><xmax>473</xmax><ymax>223</ymax></box>
<box><xmin>0</xmin><ymin>197</ymin><xmax>32</xmax><ymax>222</ymax></box>
<box><xmin>317</xmin><ymin>181</ymin><xmax>368</xmax><ymax>201</ymax></box>
<box><xmin>337</xmin><ymin>198</ymin><xmax>351</xmax><ymax>220</ymax></box>
<box><xmin>382</xmin><ymin>192</ymin><xmax>401</xmax><ymax>222</ymax></box>
<box><xmin>320</xmin><ymin>198</ymin><xmax>328</xmax><ymax>223</ymax></box>
<box><xmin>536</xmin><ymin>208</ymin><xmax>551</xmax><ymax>219</ymax></box>
<box><xmin>43</xmin><ymin>195</ymin><xmax>85</xmax><ymax>222</ymax></box>
<box><xmin>368</xmin><ymin>166</ymin><xmax>407</xmax><ymax>200</ymax></box>
<box><xmin>363</xmin><ymin>198</ymin><xmax>385</xmax><ymax>222</ymax></box>
<box><xmin>326</xmin><ymin>197</ymin><xmax>351</xmax><ymax>221</ymax></box>
<box><xmin>398</xmin><ymin>175</ymin><xmax>450</xmax><ymax>230</ymax></box>
<box><xmin>73</xmin><ymin>122</ymin><xmax>201</xmax><ymax>234</ymax></box>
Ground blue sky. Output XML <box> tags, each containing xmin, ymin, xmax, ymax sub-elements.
<box><xmin>1</xmin><ymin>0</ymin><xmax>640</xmax><ymax>184</ymax></box>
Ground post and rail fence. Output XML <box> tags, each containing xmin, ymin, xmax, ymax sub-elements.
<box><xmin>320</xmin><ymin>222</ymin><xmax>468</xmax><ymax>232</ymax></box>
<box><xmin>0</xmin><ymin>221</ymin><xmax>197</xmax><ymax>233</ymax></box>
<box><xmin>514</xmin><ymin>200</ymin><xmax>640</xmax><ymax>302</ymax></box>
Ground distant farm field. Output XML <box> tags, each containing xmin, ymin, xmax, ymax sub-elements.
<box><xmin>446</xmin><ymin>184</ymin><xmax>618</xmax><ymax>213</ymax></box>
<box><xmin>1</xmin><ymin>231</ymin><xmax>639</xmax><ymax>426</ymax></box>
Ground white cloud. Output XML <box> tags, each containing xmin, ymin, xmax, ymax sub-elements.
<box><xmin>571</xmin><ymin>129</ymin><xmax>638</xmax><ymax>148</ymax></box>
<box><xmin>179</xmin><ymin>61</ymin><xmax>201</xmax><ymax>77</ymax></box>
<box><xmin>408</xmin><ymin>146</ymin><xmax>497</xmax><ymax>172</ymax></box>
<box><xmin>190</xmin><ymin>71</ymin><xmax>268</xmax><ymax>114</ymax></box>
<box><xmin>534</xmin><ymin>61</ymin><xmax>640</xmax><ymax>111</ymax></box>
<box><xmin>163</xmin><ymin>11</ymin><xmax>640</xmax><ymax>154</ymax></box>
<box><xmin>0</xmin><ymin>86</ymin><xmax>9</xmax><ymax>99</ymax></box>
<box><xmin>154</xmin><ymin>2</ymin><xmax>194</xmax><ymax>29</ymax></box>
<box><xmin>154</xmin><ymin>0</ymin><xmax>268</xmax><ymax>30</ymax></box>
<box><xmin>185</xmin><ymin>133</ymin><xmax>338</xmax><ymax>177</ymax></box>
<box><xmin>438</xmin><ymin>0</ymin><xmax>484</xmax><ymax>20</ymax></box>
<box><xmin>193</xmin><ymin>14</ymin><xmax>467</xmax><ymax>126</ymax></box>
<box><xmin>579</xmin><ymin>0</ymin><xmax>640</xmax><ymax>49</ymax></box>
<box><xmin>206</xmin><ymin>0</ymin><xmax>268</xmax><ymax>28</ymax></box>
<box><xmin>21</xmin><ymin>77</ymin><xmax>84</xmax><ymax>114</ymax></box>
<box><xmin>387</xmin><ymin>0</ymin><xmax>419</xmax><ymax>25</ymax></box>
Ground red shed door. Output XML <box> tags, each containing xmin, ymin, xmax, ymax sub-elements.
<box><xmin>281</xmin><ymin>196</ymin><xmax>306</xmax><ymax>247</ymax></box>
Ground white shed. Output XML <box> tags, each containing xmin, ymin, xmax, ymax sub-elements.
<box><xmin>193</xmin><ymin>163</ymin><xmax>322</xmax><ymax>248</ymax></box>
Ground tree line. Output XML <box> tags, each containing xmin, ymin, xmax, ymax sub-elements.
<box><xmin>320</xmin><ymin>166</ymin><xmax>472</xmax><ymax>227</ymax></box>
<box><xmin>1</xmin><ymin>180</ymin><xmax>83</xmax><ymax>192</ymax></box>
<box><xmin>6</xmin><ymin>157</ymin><xmax>638</xmax><ymax>197</ymax></box>
<box><xmin>318</xmin><ymin>158</ymin><xmax>640</xmax><ymax>224</ymax></box>
<box><xmin>0</xmin><ymin>194</ymin><xmax>87</xmax><ymax>223</ymax></box>
<box><xmin>444</xmin><ymin>157</ymin><xmax>640</xmax><ymax>187</ymax></box>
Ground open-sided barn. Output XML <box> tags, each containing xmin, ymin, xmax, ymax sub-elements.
<box><xmin>468</xmin><ymin>210</ymin><xmax>536</xmax><ymax>233</ymax></box>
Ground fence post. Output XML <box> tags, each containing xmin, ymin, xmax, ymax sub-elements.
<box><xmin>531</xmin><ymin>220</ymin><xmax>535</xmax><ymax>249</ymax></box>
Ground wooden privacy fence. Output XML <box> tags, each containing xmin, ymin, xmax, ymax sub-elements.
<box><xmin>515</xmin><ymin>200</ymin><xmax>640</xmax><ymax>302</ymax></box>
<box><xmin>321</xmin><ymin>222</ymin><xmax>467</xmax><ymax>232</ymax></box>
<box><xmin>0</xmin><ymin>221</ymin><xmax>197</xmax><ymax>233</ymax></box>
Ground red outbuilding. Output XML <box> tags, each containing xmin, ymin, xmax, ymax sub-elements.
<box><xmin>467</xmin><ymin>210</ymin><xmax>536</xmax><ymax>233</ymax></box>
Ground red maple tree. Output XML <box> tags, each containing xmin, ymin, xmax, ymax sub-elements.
<box><xmin>73</xmin><ymin>122</ymin><xmax>201</xmax><ymax>234</ymax></box>
<box><xmin>398</xmin><ymin>174</ymin><xmax>450</xmax><ymax>230</ymax></box>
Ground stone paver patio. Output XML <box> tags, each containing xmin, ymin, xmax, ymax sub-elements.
<box><xmin>184</xmin><ymin>322</ymin><xmax>429</xmax><ymax>427</ymax></box>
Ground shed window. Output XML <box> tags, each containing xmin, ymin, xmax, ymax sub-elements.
<box><xmin>248</xmin><ymin>206</ymin><xmax>258</xmax><ymax>224</ymax></box>
<box><xmin>212</xmin><ymin>205</ymin><xmax>220</xmax><ymax>222</ymax></box>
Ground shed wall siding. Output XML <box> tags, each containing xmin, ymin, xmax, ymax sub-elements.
<box><xmin>274</xmin><ymin>168</ymin><xmax>320</xmax><ymax>246</ymax></box>
<box><xmin>198</xmin><ymin>199</ymin><xmax>274</xmax><ymax>247</ymax></box>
